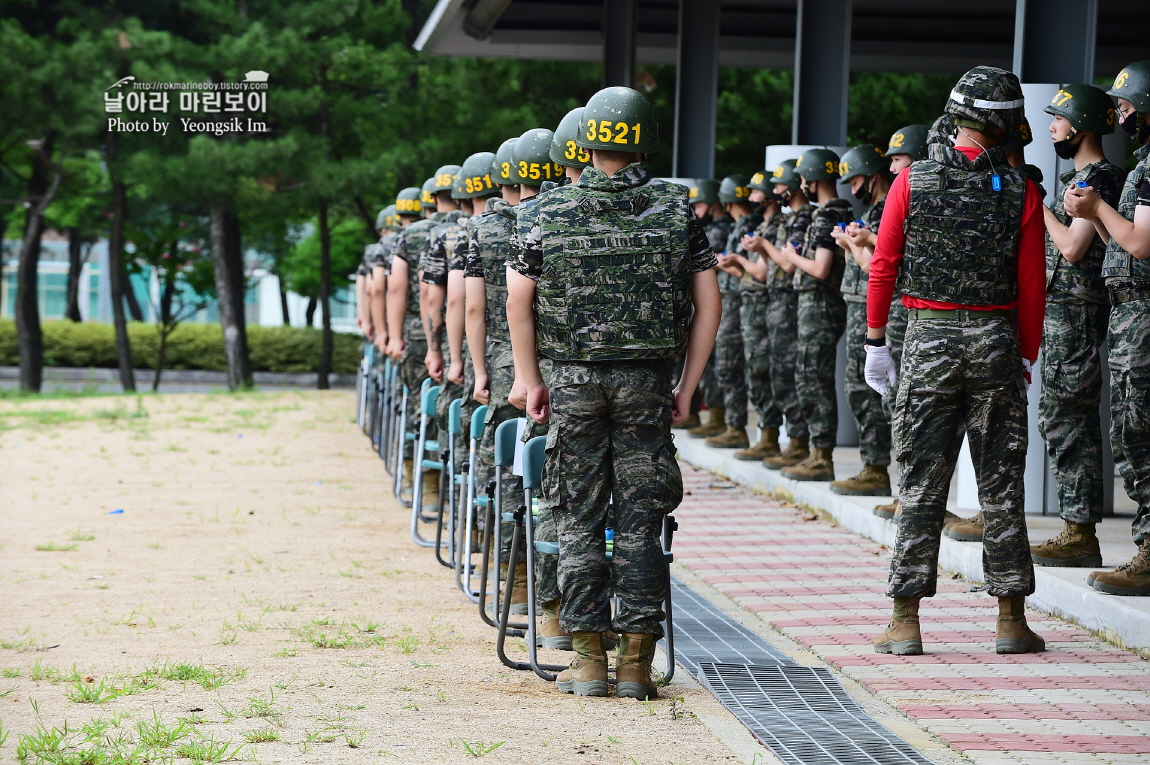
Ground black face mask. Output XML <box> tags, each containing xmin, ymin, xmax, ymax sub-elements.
<box><xmin>1118</xmin><ymin>111</ymin><xmax>1149</xmax><ymax>143</ymax></box>
<box><xmin>852</xmin><ymin>178</ymin><xmax>873</xmax><ymax>206</ymax></box>
<box><xmin>778</xmin><ymin>188</ymin><xmax>793</xmax><ymax>205</ymax></box>
<box><xmin>1120</xmin><ymin>112</ymin><xmax>1138</xmax><ymax>136</ymax></box>
<box><xmin>1053</xmin><ymin>136</ymin><xmax>1081</xmax><ymax>160</ymax></box>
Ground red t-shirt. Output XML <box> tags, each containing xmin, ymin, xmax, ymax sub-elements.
<box><xmin>866</xmin><ymin>145</ymin><xmax>1046</xmax><ymax>361</ymax></box>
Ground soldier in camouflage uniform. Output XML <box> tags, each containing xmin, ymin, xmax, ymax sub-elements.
<box><xmin>507</xmin><ymin>87</ymin><xmax>721</xmax><ymax>699</ymax></box>
<box><xmin>770</xmin><ymin>149</ymin><xmax>851</xmax><ymax>482</ymax></box>
<box><xmin>1025</xmin><ymin>85</ymin><xmax>1122</xmax><ymax>569</ymax></box>
<box><xmin>717</xmin><ymin>174</ymin><xmax>784</xmax><ymax>458</ymax></box>
<box><xmin>1064</xmin><ymin>61</ymin><xmax>1150</xmax><ymax>595</ymax></box>
<box><xmin>685</xmin><ymin>180</ymin><xmax>732</xmax><ymax>438</ymax></box>
<box><xmin>367</xmin><ymin>204</ymin><xmax>404</xmax><ymax>356</ymax></box>
<box><xmin>830</xmin><ymin>144</ymin><xmax>894</xmax><ymax>496</ymax></box>
<box><xmin>866</xmin><ymin>67</ymin><xmax>1046</xmax><ymax>655</ymax></box>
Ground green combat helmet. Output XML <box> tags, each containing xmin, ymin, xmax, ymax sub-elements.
<box><xmin>689</xmin><ymin>179</ymin><xmax>720</xmax><ymax>205</ymax></box>
<box><xmin>453</xmin><ymin>152</ymin><xmax>497</xmax><ymax>199</ymax></box>
<box><xmin>492</xmin><ymin>138</ymin><xmax>519</xmax><ymax>186</ymax></box>
<box><xmin>885</xmin><ymin>125</ymin><xmax>929</xmax><ymax>160</ymax></box>
<box><xmin>718</xmin><ymin>174</ymin><xmax>752</xmax><ymax>204</ymax></box>
<box><xmin>420</xmin><ymin>178</ymin><xmax>437</xmax><ymax>209</ymax></box>
<box><xmin>550</xmin><ymin>108</ymin><xmax>592</xmax><ymax>169</ymax></box>
<box><xmin>1108</xmin><ymin>61</ymin><xmax>1150</xmax><ymax>113</ymax></box>
<box><xmin>1002</xmin><ymin>117</ymin><xmax>1034</xmax><ymax>154</ymax></box>
<box><xmin>748</xmin><ymin>170</ymin><xmax>780</xmax><ymax>199</ymax></box>
<box><xmin>945</xmin><ymin>65</ymin><xmax>1025</xmax><ymax>134</ymax></box>
<box><xmin>839</xmin><ymin>144</ymin><xmax>887</xmax><ymax>183</ymax></box>
<box><xmin>510</xmin><ymin>128</ymin><xmax>563</xmax><ymax>186</ymax></box>
<box><xmin>396</xmin><ymin>187</ymin><xmax>422</xmax><ymax>216</ymax></box>
<box><xmin>576</xmin><ymin>86</ymin><xmax>658</xmax><ymax>153</ymax></box>
<box><xmin>432</xmin><ymin>164</ymin><xmax>461</xmax><ymax>195</ymax></box>
<box><xmin>376</xmin><ymin>204</ymin><xmax>401</xmax><ymax>231</ymax></box>
<box><xmin>771</xmin><ymin>159</ymin><xmax>801</xmax><ymax>190</ymax></box>
<box><xmin>1044</xmin><ymin>84</ymin><xmax>1117</xmax><ymax>135</ymax></box>
<box><xmin>795</xmin><ymin>148</ymin><xmax>841</xmax><ymax>182</ymax></box>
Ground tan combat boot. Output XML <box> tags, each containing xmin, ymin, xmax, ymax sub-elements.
<box><xmin>537</xmin><ymin>599</ymin><xmax>572</xmax><ymax>651</ymax></box>
<box><xmin>996</xmin><ymin>595</ymin><xmax>1046</xmax><ymax>654</ymax></box>
<box><xmin>830</xmin><ymin>464</ymin><xmax>891</xmax><ymax>496</ymax></box>
<box><xmin>555</xmin><ymin>632</ymin><xmax>609</xmax><ymax>696</ymax></box>
<box><xmin>1031</xmin><ymin>521</ymin><xmax>1103</xmax><ymax>568</ymax></box>
<box><xmin>734</xmin><ymin>428</ymin><xmax>780</xmax><ymax>461</ymax></box>
<box><xmin>781</xmin><ymin>446</ymin><xmax>835</xmax><ymax>481</ymax></box>
<box><xmin>676</xmin><ymin>412</ymin><xmax>702</xmax><ymax>430</ymax></box>
<box><xmin>509</xmin><ymin>561</ymin><xmax>529</xmax><ymax>615</ymax></box>
<box><xmin>873</xmin><ymin>498</ymin><xmax>899</xmax><ymax>520</ymax></box>
<box><xmin>420</xmin><ymin>468</ymin><xmax>440</xmax><ymax>505</ymax></box>
<box><xmin>402</xmin><ymin>458</ymin><xmax>414</xmax><ymax>490</ymax></box>
<box><xmin>1089</xmin><ymin>540</ymin><xmax>1150</xmax><ymax>596</ymax></box>
<box><xmin>687</xmin><ymin>408</ymin><xmax>726</xmax><ymax>439</ymax></box>
<box><xmin>763</xmin><ymin>436</ymin><xmax>809</xmax><ymax>470</ymax></box>
<box><xmin>615</xmin><ymin>632</ymin><xmax>659</xmax><ymax>700</ymax></box>
<box><xmin>873</xmin><ymin>596</ymin><xmax>923</xmax><ymax>655</ymax></box>
<box><xmin>943</xmin><ymin>511</ymin><xmax>984</xmax><ymax>541</ymax></box>
<box><xmin>706</xmin><ymin>425</ymin><xmax>749</xmax><ymax>449</ymax></box>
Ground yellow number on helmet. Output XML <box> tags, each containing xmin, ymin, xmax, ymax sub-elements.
<box><xmin>751</xmin><ymin>173</ymin><xmax>764</xmax><ymax>185</ymax></box>
<box><xmin>1115</xmin><ymin>70</ymin><xmax>1130</xmax><ymax>89</ymax></box>
<box><xmin>772</xmin><ymin>166</ymin><xmax>784</xmax><ymax>178</ymax></box>
<box><xmin>632</xmin><ymin>123</ymin><xmax>641</xmax><ymax>144</ymax></box>
<box><xmin>825</xmin><ymin>161</ymin><xmax>835</xmax><ymax>174</ymax></box>
<box><xmin>613</xmin><ymin>123</ymin><xmax>630</xmax><ymax>144</ymax></box>
<box><xmin>518</xmin><ymin>160</ymin><xmax>527</xmax><ymax>178</ymax></box>
<box><xmin>529</xmin><ymin>163</ymin><xmax>541</xmax><ymax>181</ymax></box>
<box><xmin>690</xmin><ymin>187</ymin><xmax>699</xmax><ymax>197</ymax></box>
<box><xmin>890</xmin><ymin>133</ymin><xmax>904</xmax><ymax>148</ymax></box>
<box><xmin>586</xmin><ymin>119</ymin><xmax>597</xmax><ymax>141</ymax></box>
<box><xmin>598</xmin><ymin>121</ymin><xmax>613</xmax><ymax>142</ymax></box>
<box><xmin>502</xmin><ymin>162</ymin><xmax>511</xmax><ymax>178</ymax></box>
<box><xmin>839</xmin><ymin>161</ymin><xmax>849</xmax><ymax>176</ymax></box>
<box><xmin>565</xmin><ymin>140</ymin><xmax>577</xmax><ymax>160</ymax></box>
<box><xmin>1107</xmin><ymin>108</ymin><xmax>1116</xmax><ymax>125</ymax></box>
<box><xmin>578</xmin><ymin>146</ymin><xmax>590</xmax><ymax>162</ymax></box>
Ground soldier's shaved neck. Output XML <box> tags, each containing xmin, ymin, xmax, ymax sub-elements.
<box><xmin>726</xmin><ymin>202</ymin><xmax>754</xmax><ymax>218</ymax></box>
<box><xmin>500</xmin><ymin>185</ymin><xmax>520</xmax><ymax>205</ymax></box>
<box><xmin>459</xmin><ymin>199</ymin><xmax>474</xmax><ymax>215</ymax></box>
<box><xmin>520</xmin><ymin>184</ymin><xmax>541</xmax><ymax>200</ymax></box>
<box><xmin>807</xmin><ymin>180</ymin><xmax>838</xmax><ymax>205</ymax></box>
<box><xmin>565</xmin><ymin>167</ymin><xmax>584</xmax><ymax>183</ymax></box>
<box><xmin>434</xmin><ymin>192</ymin><xmax>460</xmax><ymax>213</ymax></box>
<box><xmin>591</xmin><ymin>149</ymin><xmax>643</xmax><ymax>176</ymax></box>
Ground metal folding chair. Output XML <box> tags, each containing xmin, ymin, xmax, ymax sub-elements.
<box><xmin>391</xmin><ymin>380</ymin><xmax>412</xmax><ymax>507</ymax></box>
<box><xmin>476</xmin><ymin>416</ymin><xmax>520</xmax><ymax>625</ymax></box>
<box><xmin>357</xmin><ymin>345</ymin><xmax>371</xmax><ymax>433</ymax></box>
<box><xmin>455</xmin><ymin>404</ymin><xmax>489</xmax><ymax>603</ymax></box>
<box><xmin>435</xmin><ymin>398</ymin><xmax>465</xmax><ymax>569</ymax></box>
<box><xmin>380</xmin><ymin>359</ymin><xmax>398</xmax><ymax>473</ymax></box>
<box><xmin>410</xmin><ymin>379</ymin><xmax>445</xmax><ymax>548</ymax></box>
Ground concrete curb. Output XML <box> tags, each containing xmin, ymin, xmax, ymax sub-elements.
<box><xmin>675</xmin><ymin>436</ymin><xmax>1150</xmax><ymax>657</ymax></box>
<box><xmin>0</xmin><ymin>366</ymin><xmax>355</xmax><ymax>388</ymax></box>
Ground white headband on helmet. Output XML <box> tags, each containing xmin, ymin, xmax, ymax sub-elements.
<box><xmin>949</xmin><ymin>90</ymin><xmax>1025</xmax><ymax>110</ymax></box>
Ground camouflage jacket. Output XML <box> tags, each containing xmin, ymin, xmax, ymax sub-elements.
<box><xmin>1103</xmin><ymin>142</ymin><xmax>1150</xmax><ymax>294</ymax></box>
<box><xmin>392</xmin><ymin>215</ymin><xmax>441</xmax><ymax>318</ymax></box>
<box><xmin>420</xmin><ymin>210</ymin><xmax>467</xmax><ymax>287</ymax></box>
<box><xmin>841</xmin><ymin>198</ymin><xmax>885</xmax><ymax>303</ymax></box>
<box><xmin>703</xmin><ymin>216</ymin><xmax>738</xmax><ymax>295</ymax></box>
<box><xmin>738</xmin><ymin>211</ymin><xmax>779</xmax><ymax>293</ymax></box>
<box><xmin>793</xmin><ymin>198</ymin><xmax>852</xmax><ymax>293</ymax></box>
<box><xmin>466</xmin><ymin>197</ymin><xmax>517</xmax><ymax>345</ymax></box>
<box><xmin>768</xmin><ymin>203</ymin><xmax>812</xmax><ymax>291</ymax></box>
<box><xmin>1047</xmin><ymin>159</ymin><xmax>1122</xmax><ymax>304</ymax></box>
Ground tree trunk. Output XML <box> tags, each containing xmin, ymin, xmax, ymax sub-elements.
<box><xmin>305</xmin><ymin>296</ymin><xmax>317</xmax><ymax>327</ymax></box>
<box><xmin>210</xmin><ymin>202</ymin><xmax>252</xmax><ymax>390</ymax></box>
<box><xmin>317</xmin><ymin>200</ymin><xmax>333</xmax><ymax>390</ymax></box>
<box><xmin>108</xmin><ymin>174</ymin><xmax>136</xmax><ymax>392</ymax></box>
<box><xmin>15</xmin><ymin>134</ymin><xmax>56</xmax><ymax>393</ymax></box>
<box><xmin>279</xmin><ymin>278</ymin><xmax>290</xmax><ymax>325</ymax></box>
<box><xmin>65</xmin><ymin>227</ymin><xmax>84</xmax><ymax>322</ymax></box>
<box><xmin>122</xmin><ymin>260</ymin><xmax>144</xmax><ymax>322</ymax></box>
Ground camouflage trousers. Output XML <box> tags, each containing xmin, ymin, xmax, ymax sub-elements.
<box><xmin>716</xmin><ymin>288</ymin><xmax>748</xmax><ymax>427</ymax></box>
<box><xmin>766</xmin><ymin>289</ymin><xmax>807</xmax><ymax>440</ymax></box>
<box><xmin>1107</xmin><ymin>297</ymin><xmax>1150</xmax><ymax>545</ymax></box>
<box><xmin>1038</xmin><ymin>299</ymin><xmax>1108</xmax><ymax>524</ymax></box>
<box><xmin>399</xmin><ymin>316</ymin><xmax>431</xmax><ymax>459</ymax></box>
<box><xmin>888</xmin><ymin>313</ymin><xmax>1035</xmax><ymax>599</ymax></box>
<box><xmin>697</xmin><ymin>349</ymin><xmax>723</xmax><ymax>410</ymax></box>
<box><xmin>740</xmin><ymin>292</ymin><xmax>781</xmax><ymax>428</ymax></box>
<box><xmin>525</xmin><ymin>386</ymin><xmax>560</xmax><ymax>605</ymax></box>
<box><xmin>881</xmin><ymin>300</ymin><xmax>910</xmax><ymax>425</ymax></box>
<box><xmin>544</xmin><ymin>360</ymin><xmax>680</xmax><ymax>637</ymax></box>
<box><xmin>434</xmin><ymin>342</ymin><xmax>476</xmax><ymax>438</ymax></box>
<box><xmin>844</xmin><ymin>301</ymin><xmax>892</xmax><ymax>466</ymax></box>
<box><xmin>474</xmin><ymin>341</ymin><xmax>524</xmax><ymax>565</ymax></box>
<box><xmin>795</xmin><ymin>290</ymin><xmax>846</xmax><ymax>449</ymax></box>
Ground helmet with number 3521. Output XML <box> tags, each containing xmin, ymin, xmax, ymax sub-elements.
<box><xmin>576</xmin><ymin>87</ymin><xmax>659</xmax><ymax>153</ymax></box>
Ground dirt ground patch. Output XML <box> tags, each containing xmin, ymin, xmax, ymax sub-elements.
<box><xmin>0</xmin><ymin>391</ymin><xmax>744</xmax><ymax>764</ymax></box>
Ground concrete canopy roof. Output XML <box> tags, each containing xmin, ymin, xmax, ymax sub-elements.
<box><xmin>416</xmin><ymin>0</ymin><xmax>1150</xmax><ymax>76</ymax></box>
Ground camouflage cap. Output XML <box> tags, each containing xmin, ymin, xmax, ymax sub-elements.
<box><xmin>395</xmin><ymin>187</ymin><xmax>423</xmax><ymax>216</ymax></box>
<box><xmin>453</xmin><ymin>151</ymin><xmax>497</xmax><ymax>199</ymax></box>
<box><xmin>838</xmin><ymin>144</ymin><xmax>887</xmax><ymax>182</ymax></box>
<box><xmin>1001</xmin><ymin>117</ymin><xmax>1034</xmax><ymax>154</ymax></box>
<box><xmin>885</xmin><ymin>124</ymin><xmax>929</xmax><ymax>159</ymax></box>
<box><xmin>432</xmin><ymin>164</ymin><xmax>461</xmax><ymax>193</ymax></box>
<box><xmin>420</xmin><ymin>178</ymin><xmax>437</xmax><ymax>209</ymax></box>
<box><xmin>718</xmin><ymin>174</ymin><xmax>752</xmax><ymax>204</ymax></box>
<box><xmin>1044</xmin><ymin>84</ymin><xmax>1117</xmax><ymax>134</ymax></box>
<box><xmin>688</xmin><ymin>179</ymin><xmax>720</xmax><ymax>206</ymax></box>
<box><xmin>492</xmin><ymin>138</ymin><xmax>519</xmax><ymax>186</ymax></box>
<box><xmin>795</xmin><ymin>149</ymin><xmax>841</xmax><ymax>182</ymax></box>
<box><xmin>376</xmin><ymin>204</ymin><xmax>401</xmax><ymax>231</ymax></box>
<box><xmin>510</xmin><ymin>128</ymin><xmax>563</xmax><ymax>186</ymax></box>
<box><xmin>550</xmin><ymin>107</ymin><xmax>592</xmax><ymax>169</ymax></box>
<box><xmin>945</xmin><ymin>66</ymin><xmax>1024</xmax><ymax>133</ymax></box>
<box><xmin>771</xmin><ymin>159</ymin><xmax>801</xmax><ymax>190</ymax></box>
<box><xmin>576</xmin><ymin>87</ymin><xmax>658</xmax><ymax>153</ymax></box>
<box><xmin>1108</xmin><ymin>61</ymin><xmax>1150</xmax><ymax>113</ymax></box>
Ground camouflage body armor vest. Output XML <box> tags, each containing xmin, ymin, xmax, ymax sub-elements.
<box><xmin>396</xmin><ymin>217</ymin><xmax>437</xmax><ymax>317</ymax></box>
<box><xmin>474</xmin><ymin>201</ymin><xmax>517</xmax><ymax>344</ymax></box>
<box><xmin>1102</xmin><ymin>144</ymin><xmax>1150</xmax><ymax>293</ymax></box>
<box><xmin>898</xmin><ymin>145</ymin><xmax>1024</xmax><ymax>305</ymax></box>
<box><xmin>793</xmin><ymin>198</ymin><xmax>852</xmax><ymax>292</ymax></box>
<box><xmin>535</xmin><ymin>179</ymin><xmax>692</xmax><ymax>361</ymax></box>
<box><xmin>742</xmin><ymin>212</ymin><xmax>785</xmax><ymax>293</ymax></box>
<box><xmin>768</xmin><ymin>204</ymin><xmax>811</xmax><ymax>290</ymax></box>
<box><xmin>841</xmin><ymin>198</ymin><xmax>885</xmax><ymax>303</ymax></box>
<box><xmin>1047</xmin><ymin>161</ymin><xmax>1121</xmax><ymax>304</ymax></box>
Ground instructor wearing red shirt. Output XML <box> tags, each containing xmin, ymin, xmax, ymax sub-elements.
<box><xmin>866</xmin><ymin>67</ymin><xmax>1047</xmax><ymax>658</ymax></box>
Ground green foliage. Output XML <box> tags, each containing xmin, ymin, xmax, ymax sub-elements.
<box><xmin>282</xmin><ymin>218</ymin><xmax>369</xmax><ymax>299</ymax></box>
<box><xmin>0</xmin><ymin>320</ymin><xmax>360</xmax><ymax>374</ymax></box>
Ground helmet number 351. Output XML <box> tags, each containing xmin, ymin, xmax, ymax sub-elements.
<box><xmin>586</xmin><ymin>119</ymin><xmax>642</xmax><ymax>145</ymax></box>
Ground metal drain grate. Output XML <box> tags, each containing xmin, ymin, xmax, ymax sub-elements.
<box><xmin>698</xmin><ymin>662</ymin><xmax>937</xmax><ymax>765</ymax></box>
<box><xmin>670</xmin><ymin>578</ymin><xmax>794</xmax><ymax>674</ymax></box>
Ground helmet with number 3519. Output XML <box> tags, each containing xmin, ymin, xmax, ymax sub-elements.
<box><xmin>550</xmin><ymin>108</ymin><xmax>593</xmax><ymax>169</ymax></box>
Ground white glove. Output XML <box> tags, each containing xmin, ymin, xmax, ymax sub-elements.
<box><xmin>864</xmin><ymin>344</ymin><xmax>898</xmax><ymax>396</ymax></box>
<box><xmin>1022</xmin><ymin>358</ymin><xmax>1034</xmax><ymax>392</ymax></box>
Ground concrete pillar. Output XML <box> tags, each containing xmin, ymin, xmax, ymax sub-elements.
<box><xmin>603</xmin><ymin>0</ymin><xmax>636</xmax><ymax>88</ymax></box>
<box><xmin>791</xmin><ymin>0</ymin><xmax>852</xmax><ymax>146</ymax></box>
<box><xmin>1013</xmin><ymin>0</ymin><xmax>1097</xmax><ymax>83</ymax></box>
<box><xmin>672</xmin><ymin>0</ymin><xmax>720</xmax><ymax>179</ymax></box>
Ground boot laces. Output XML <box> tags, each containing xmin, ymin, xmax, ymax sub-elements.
<box><xmin>1114</xmin><ymin>545</ymin><xmax>1150</xmax><ymax>576</ymax></box>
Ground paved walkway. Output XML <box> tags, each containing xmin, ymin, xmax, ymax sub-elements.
<box><xmin>672</xmin><ymin>462</ymin><xmax>1150</xmax><ymax>765</ymax></box>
